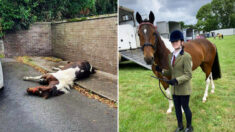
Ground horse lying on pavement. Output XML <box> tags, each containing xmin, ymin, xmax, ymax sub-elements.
<box><xmin>23</xmin><ymin>61</ymin><xmax>95</xmax><ymax>99</ymax></box>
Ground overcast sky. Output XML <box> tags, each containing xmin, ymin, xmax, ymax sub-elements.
<box><xmin>119</xmin><ymin>0</ymin><xmax>212</xmax><ymax>25</ymax></box>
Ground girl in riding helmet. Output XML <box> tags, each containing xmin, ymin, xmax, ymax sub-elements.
<box><xmin>156</xmin><ymin>30</ymin><xmax>193</xmax><ymax>132</ymax></box>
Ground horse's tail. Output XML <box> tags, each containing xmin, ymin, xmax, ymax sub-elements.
<box><xmin>212</xmin><ymin>48</ymin><xmax>221</xmax><ymax>80</ymax></box>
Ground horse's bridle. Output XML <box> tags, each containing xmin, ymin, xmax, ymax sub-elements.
<box><xmin>141</xmin><ymin>43</ymin><xmax>156</xmax><ymax>51</ymax></box>
<box><xmin>138</xmin><ymin>22</ymin><xmax>158</xmax><ymax>51</ymax></box>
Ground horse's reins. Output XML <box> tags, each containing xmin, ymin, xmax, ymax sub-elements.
<box><xmin>151</xmin><ymin>75</ymin><xmax>173</xmax><ymax>100</ymax></box>
<box><xmin>139</xmin><ymin>22</ymin><xmax>173</xmax><ymax>100</ymax></box>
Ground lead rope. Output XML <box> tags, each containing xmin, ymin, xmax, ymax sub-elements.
<box><xmin>158</xmin><ymin>79</ymin><xmax>173</xmax><ymax>100</ymax></box>
<box><xmin>151</xmin><ymin>72</ymin><xmax>173</xmax><ymax>100</ymax></box>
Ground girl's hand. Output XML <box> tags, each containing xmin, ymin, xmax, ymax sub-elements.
<box><xmin>166</xmin><ymin>79</ymin><xmax>178</xmax><ymax>85</ymax></box>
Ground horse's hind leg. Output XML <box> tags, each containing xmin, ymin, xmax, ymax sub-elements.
<box><xmin>201</xmin><ymin>63</ymin><xmax>212</xmax><ymax>103</ymax></box>
<box><xmin>203</xmin><ymin>76</ymin><xmax>210</xmax><ymax>103</ymax></box>
<box><xmin>23</xmin><ymin>75</ymin><xmax>43</xmax><ymax>82</ymax></box>
<box><xmin>210</xmin><ymin>73</ymin><xmax>215</xmax><ymax>93</ymax></box>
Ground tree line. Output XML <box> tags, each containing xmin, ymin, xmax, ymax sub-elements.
<box><xmin>196</xmin><ymin>0</ymin><xmax>235</xmax><ymax>32</ymax></box>
<box><xmin>0</xmin><ymin>0</ymin><xmax>117</xmax><ymax>36</ymax></box>
<box><xmin>180</xmin><ymin>0</ymin><xmax>234</xmax><ymax>32</ymax></box>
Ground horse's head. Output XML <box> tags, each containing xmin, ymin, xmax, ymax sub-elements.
<box><xmin>136</xmin><ymin>11</ymin><xmax>156</xmax><ymax>65</ymax></box>
<box><xmin>75</xmin><ymin>61</ymin><xmax>95</xmax><ymax>79</ymax></box>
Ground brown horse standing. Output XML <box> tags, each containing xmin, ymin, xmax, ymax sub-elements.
<box><xmin>136</xmin><ymin>11</ymin><xmax>221</xmax><ymax>113</ymax></box>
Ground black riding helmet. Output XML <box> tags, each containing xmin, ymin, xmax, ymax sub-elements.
<box><xmin>170</xmin><ymin>30</ymin><xmax>184</xmax><ymax>42</ymax></box>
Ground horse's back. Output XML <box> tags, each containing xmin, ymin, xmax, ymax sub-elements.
<box><xmin>183</xmin><ymin>39</ymin><xmax>216</xmax><ymax>69</ymax></box>
<box><xmin>184</xmin><ymin>39</ymin><xmax>216</xmax><ymax>54</ymax></box>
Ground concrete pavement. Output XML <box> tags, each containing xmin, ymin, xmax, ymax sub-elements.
<box><xmin>0</xmin><ymin>59</ymin><xmax>117</xmax><ymax>132</ymax></box>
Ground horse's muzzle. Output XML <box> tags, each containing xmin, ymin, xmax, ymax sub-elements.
<box><xmin>144</xmin><ymin>56</ymin><xmax>154</xmax><ymax>65</ymax></box>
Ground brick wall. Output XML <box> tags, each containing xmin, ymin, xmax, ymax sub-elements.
<box><xmin>3</xmin><ymin>15</ymin><xmax>117</xmax><ymax>75</ymax></box>
<box><xmin>51</xmin><ymin>16</ymin><xmax>117</xmax><ymax>74</ymax></box>
<box><xmin>3</xmin><ymin>22</ymin><xmax>52</xmax><ymax>57</ymax></box>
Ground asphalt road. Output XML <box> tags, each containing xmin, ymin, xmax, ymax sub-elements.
<box><xmin>0</xmin><ymin>60</ymin><xmax>117</xmax><ymax>132</ymax></box>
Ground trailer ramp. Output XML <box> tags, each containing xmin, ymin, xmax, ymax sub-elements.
<box><xmin>120</xmin><ymin>48</ymin><xmax>151</xmax><ymax>70</ymax></box>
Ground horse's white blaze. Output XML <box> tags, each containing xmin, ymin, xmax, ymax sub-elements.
<box><xmin>210</xmin><ymin>73</ymin><xmax>215</xmax><ymax>93</ymax></box>
<box><xmin>165</xmin><ymin>88</ymin><xmax>174</xmax><ymax>114</ymax></box>
<box><xmin>203</xmin><ymin>76</ymin><xmax>210</xmax><ymax>102</ymax></box>
<box><xmin>51</xmin><ymin>67</ymin><xmax>80</xmax><ymax>93</ymax></box>
<box><xmin>143</xmin><ymin>28</ymin><xmax>147</xmax><ymax>34</ymax></box>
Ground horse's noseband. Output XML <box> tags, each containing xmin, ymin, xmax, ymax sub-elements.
<box><xmin>141</xmin><ymin>33</ymin><xmax>158</xmax><ymax>51</ymax></box>
<box><xmin>141</xmin><ymin>43</ymin><xmax>156</xmax><ymax>51</ymax></box>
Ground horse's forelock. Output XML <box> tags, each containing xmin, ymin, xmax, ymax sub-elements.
<box><xmin>143</xmin><ymin>19</ymin><xmax>149</xmax><ymax>22</ymax></box>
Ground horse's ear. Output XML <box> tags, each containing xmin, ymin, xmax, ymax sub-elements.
<box><xmin>149</xmin><ymin>11</ymin><xmax>155</xmax><ymax>24</ymax></box>
<box><xmin>136</xmin><ymin>12</ymin><xmax>142</xmax><ymax>24</ymax></box>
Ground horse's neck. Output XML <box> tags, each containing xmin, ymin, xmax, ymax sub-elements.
<box><xmin>154</xmin><ymin>34</ymin><xmax>171</xmax><ymax>69</ymax></box>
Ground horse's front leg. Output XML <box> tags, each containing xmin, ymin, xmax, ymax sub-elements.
<box><xmin>159</xmin><ymin>78</ymin><xmax>175</xmax><ymax>114</ymax></box>
<box><xmin>27</xmin><ymin>85</ymin><xmax>51</xmax><ymax>98</ymax></box>
<box><xmin>23</xmin><ymin>75</ymin><xmax>43</xmax><ymax>82</ymax></box>
<box><xmin>165</xmin><ymin>88</ymin><xmax>174</xmax><ymax>114</ymax></box>
<box><xmin>152</xmin><ymin>67</ymin><xmax>174</xmax><ymax>114</ymax></box>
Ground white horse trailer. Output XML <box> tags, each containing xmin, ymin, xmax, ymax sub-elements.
<box><xmin>156</xmin><ymin>21</ymin><xmax>181</xmax><ymax>39</ymax></box>
<box><xmin>119</xmin><ymin>24</ymin><xmax>174</xmax><ymax>70</ymax></box>
<box><xmin>118</xmin><ymin>24</ymin><xmax>138</xmax><ymax>51</ymax></box>
<box><xmin>119</xmin><ymin>24</ymin><xmax>151</xmax><ymax>69</ymax></box>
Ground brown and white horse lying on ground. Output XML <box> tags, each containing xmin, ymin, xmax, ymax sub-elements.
<box><xmin>23</xmin><ymin>61</ymin><xmax>95</xmax><ymax>99</ymax></box>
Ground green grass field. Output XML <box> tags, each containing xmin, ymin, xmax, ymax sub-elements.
<box><xmin>119</xmin><ymin>35</ymin><xmax>235</xmax><ymax>132</ymax></box>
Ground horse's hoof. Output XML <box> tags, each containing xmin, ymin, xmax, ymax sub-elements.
<box><xmin>202</xmin><ymin>99</ymin><xmax>206</xmax><ymax>103</ymax></box>
<box><xmin>26</xmin><ymin>88</ymin><xmax>33</xmax><ymax>94</ymax></box>
<box><xmin>43</xmin><ymin>95</ymin><xmax>49</xmax><ymax>99</ymax></box>
<box><xmin>166</xmin><ymin>109</ymin><xmax>172</xmax><ymax>114</ymax></box>
<box><xmin>26</xmin><ymin>88</ymin><xmax>30</xmax><ymax>93</ymax></box>
<box><xmin>52</xmin><ymin>67</ymin><xmax>58</xmax><ymax>71</ymax></box>
<box><xmin>23</xmin><ymin>76</ymin><xmax>28</xmax><ymax>80</ymax></box>
<box><xmin>211</xmin><ymin>90</ymin><xmax>214</xmax><ymax>93</ymax></box>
